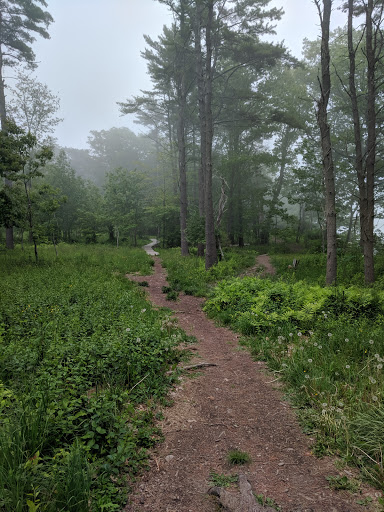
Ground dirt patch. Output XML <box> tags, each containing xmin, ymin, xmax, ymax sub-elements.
<box><xmin>125</xmin><ymin>256</ymin><xmax>379</xmax><ymax>512</ymax></box>
<box><xmin>241</xmin><ymin>253</ymin><xmax>277</xmax><ymax>277</ymax></box>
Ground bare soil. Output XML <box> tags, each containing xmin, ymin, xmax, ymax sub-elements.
<box><xmin>125</xmin><ymin>254</ymin><xmax>379</xmax><ymax>512</ymax></box>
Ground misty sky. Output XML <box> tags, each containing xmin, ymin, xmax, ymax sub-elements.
<box><xmin>27</xmin><ymin>0</ymin><xmax>346</xmax><ymax>150</ymax></box>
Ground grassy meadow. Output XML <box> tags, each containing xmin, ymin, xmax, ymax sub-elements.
<box><xmin>0</xmin><ymin>244</ymin><xmax>192</xmax><ymax>512</ymax></box>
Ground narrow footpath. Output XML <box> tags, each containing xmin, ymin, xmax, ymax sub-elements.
<box><xmin>125</xmin><ymin>248</ymin><xmax>378</xmax><ymax>512</ymax></box>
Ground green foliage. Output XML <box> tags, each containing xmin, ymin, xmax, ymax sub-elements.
<box><xmin>160</xmin><ymin>248</ymin><xmax>256</xmax><ymax>296</ymax></box>
<box><xmin>104</xmin><ymin>167</ymin><xmax>147</xmax><ymax>246</ymax></box>
<box><xmin>186</xmin><ymin>211</ymin><xmax>205</xmax><ymax>247</ymax></box>
<box><xmin>204</xmin><ymin>256</ymin><xmax>384</xmax><ymax>491</ymax></box>
<box><xmin>204</xmin><ymin>277</ymin><xmax>384</xmax><ymax>335</ymax></box>
<box><xmin>254</xmin><ymin>493</ymin><xmax>281</xmax><ymax>510</ymax></box>
<box><xmin>326</xmin><ymin>475</ymin><xmax>360</xmax><ymax>492</ymax></box>
<box><xmin>351</xmin><ymin>406</ymin><xmax>384</xmax><ymax>486</ymax></box>
<box><xmin>227</xmin><ymin>449</ymin><xmax>251</xmax><ymax>465</ymax></box>
<box><xmin>0</xmin><ymin>245</ymin><xmax>186</xmax><ymax>511</ymax></box>
<box><xmin>209</xmin><ymin>472</ymin><xmax>238</xmax><ymax>488</ymax></box>
<box><xmin>166</xmin><ymin>290</ymin><xmax>179</xmax><ymax>301</ymax></box>
<box><xmin>0</xmin><ymin>121</ymin><xmax>52</xmax><ymax>181</ymax></box>
<box><xmin>270</xmin><ymin>251</ymin><xmax>368</xmax><ymax>286</ymax></box>
<box><xmin>0</xmin><ymin>0</ymin><xmax>53</xmax><ymax>70</ymax></box>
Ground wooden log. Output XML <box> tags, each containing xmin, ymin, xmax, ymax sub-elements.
<box><xmin>208</xmin><ymin>474</ymin><xmax>277</xmax><ymax>512</ymax></box>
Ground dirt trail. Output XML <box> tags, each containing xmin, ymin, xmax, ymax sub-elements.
<box><xmin>125</xmin><ymin>255</ymin><xmax>378</xmax><ymax>512</ymax></box>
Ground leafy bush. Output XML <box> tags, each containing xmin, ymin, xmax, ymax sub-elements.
<box><xmin>204</xmin><ymin>277</ymin><xmax>384</xmax><ymax>335</ymax></box>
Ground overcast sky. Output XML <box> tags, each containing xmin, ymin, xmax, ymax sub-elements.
<box><xmin>26</xmin><ymin>0</ymin><xmax>346</xmax><ymax>150</ymax></box>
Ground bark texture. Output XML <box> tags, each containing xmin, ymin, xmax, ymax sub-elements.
<box><xmin>203</xmin><ymin>1</ymin><xmax>218</xmax><ymax>269</ymax></box>
<box><xmin>316</xmin><ymin>0</ymin><xmax>337</xmax><ymax>285</ymax></box>
<box><xmin>177</xmin><ymin>1</ymin><xmax>189</xmax><ymax>257</ymax></box>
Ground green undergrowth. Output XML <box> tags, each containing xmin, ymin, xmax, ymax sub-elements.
<box><xmin>204</xmin><ymin>274</ymin><xmax>384</xmax><ymax>492</ymax></box>
<box><xmin>0</xmin><ymin>245</ymin><xmax>191</xmax><ymax>512</ymax></box>
<box><xmin>271</xmin><ymin>249</ymin><xmax>384</xmax><ymax>287</ymax></box>
<box><xmin>159</xmin><ymin>247</ymin><xmax>255</xmax><ymax>296</ymax></box>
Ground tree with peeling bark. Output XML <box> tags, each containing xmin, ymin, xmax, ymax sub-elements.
<box><xmin>314</xmin><ymin>0</ymin><xmax>338</xmax><ymax>285</ymax></box>
<box><xmin>0</xmin><ymin>0</ymin><xmax>53</xmax><ymax>249</ymax></box>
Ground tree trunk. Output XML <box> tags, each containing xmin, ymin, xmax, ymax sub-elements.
<box><xmin>177</xmin><ymin>1</ymin><xmax>189</xmax><ymax>257</ymax></box>
<box><xmin>364</xmin><ymin>0</ymin><xmax>376</xmax><ymax>283</ymax></box>
<box><xmin>347</xmin><ymin>0</ymin><xmax>375</xmax><ymax>283</ymax></box>
<box><xmin>346</xmin><ymin>201</ymin><xmax>357</xmax><ymax>244</ymax></box>
<box><xmin>195</xmin><ymin>1</ymin><xmax>206</xmax><ymax>258</ymax></box>
<box><xmin>0</xmin><ymin>45</ymin><xmax>14</xmax><ymax>249</ymax></box>
<box><xmin>204</xmin><ymin>1</ymin><xmax>217</xmax><ymax>269</ymax></box>
<box><xmin>316</xmin><ymin>0</ymin><xmax>337</xmax><ymax>285</ymax></box>
<box><xmin>265</xmin><ymin>125</ymin><xmax>293</xmax><ymax>240</ymax></box>
<box><xmin>227</xmin><ymin>167</ymin><xmax>235</xmax><ymax>244</ymax></box>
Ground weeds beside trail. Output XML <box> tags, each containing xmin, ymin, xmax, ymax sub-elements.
<box><xmin>204</xmin><ymin>254</ymin><xmax>384</xmax><ymax>495</ymax></box>
<box><xmin>0</xmin><ymin>245</ymin><xmax>190</xmax><ymax>512</ymax></box>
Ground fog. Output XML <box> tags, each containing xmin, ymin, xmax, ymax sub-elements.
<box><xmin>28</xmin><ymin>0</ymin><xmax>346</xmax><ymax>150</ymax></box>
